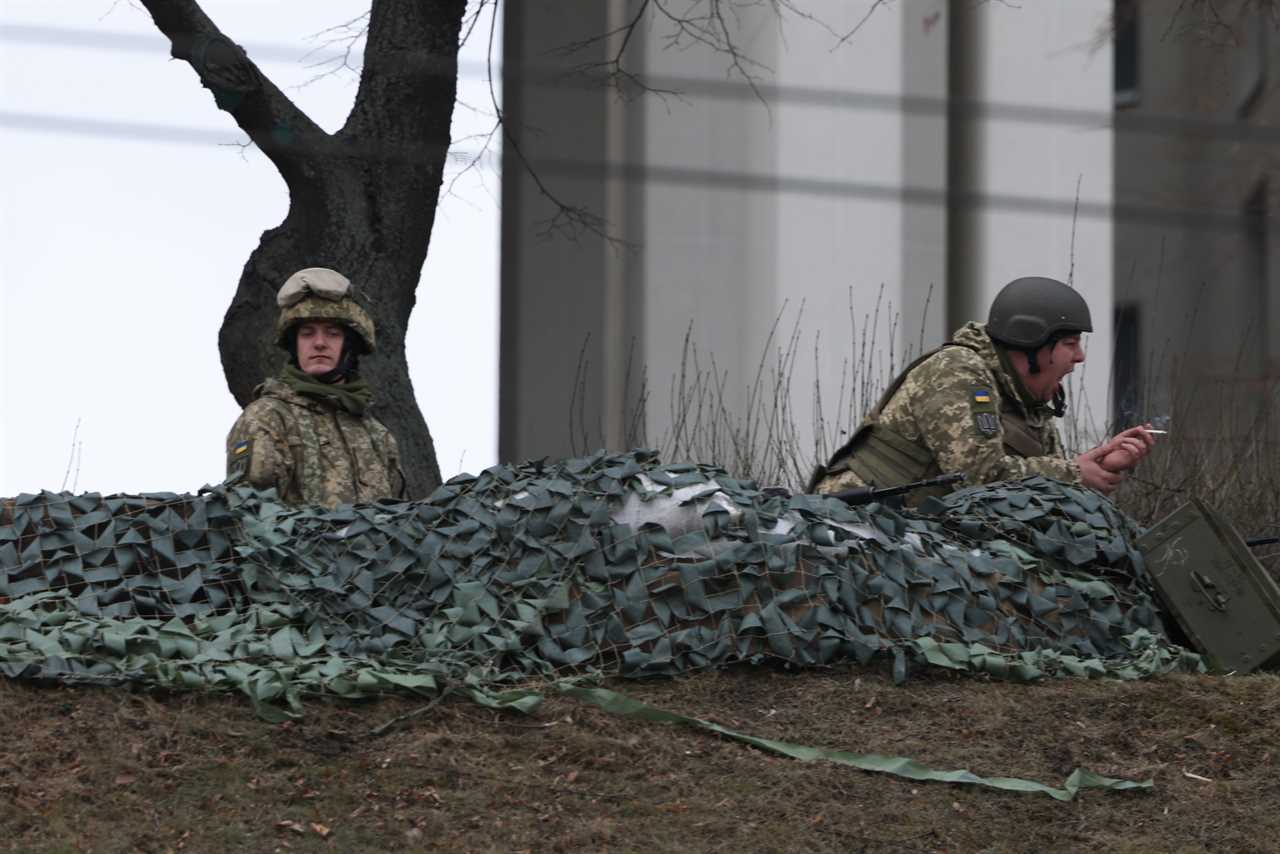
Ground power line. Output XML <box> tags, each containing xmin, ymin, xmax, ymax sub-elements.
<box><xmin>0</xmin><ymin>106</ymin><xmax>1252</xmax><ymax>232</ymax></box>
<box><xmin>0</xmin><ymin>110</ymin><xmax>500</xmax><ymax>169</ymax></box>
<box><xmin>2</xmin><ymin>109</ymin><xmax>241</xmax><ymax>147</ymax></box>
<box><xmin>0</xmin><ymin>22</ymin><xmax>493</xmax><ymax>78</ymax></box>
<box><xmin>5</xmin><ymin>22</ymin><xmax>1278</xmax><ymax>145</ymax></box>
<box><xmin>525</xmin><ymin>157</ymin><xmax>1254</xmax><ymax>234</ymax></box>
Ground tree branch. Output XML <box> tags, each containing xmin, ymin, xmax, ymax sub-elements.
<box><xmin>340</xmin><ymin>0</ymin><xmax>467</xmax><ymax>146</ymax></box>
<box><xmin>485</xmin><ymin>5</ymin><xmax>626</xmax><ymax>248</ymax></box>
<box><xmin>296</xmin><ymin>12</ymin><xmax>372</xmax><ymax>87</ymax></box>
<box><xmin>1161</xmin><ymin>0</ymin><xmax>1279</xmax><ymax>43</ymax></box>
<box><xmin>136</xmin><ymin>0</ymin><xmax>328</xmax><ymax>179</ymax></box>
<box><xmin>551</xmin><ymin>1</ymin><xmax>844</xmax><ymax>105</ymax></box>
<box><xmin>832</xmin><ymin>0</ymin><xmax>889</xmax><ymax>49</ymax></box>
<box><xmin>551</xmin><ymin>0</ymin><xmax>688</xmax><ymax>101</ymax></box>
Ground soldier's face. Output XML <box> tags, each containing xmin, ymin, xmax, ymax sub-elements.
<box><xmin>295</xmin><ymin>320</ymin><xmax>346</xmax><ymax>376</ymax></box>
<box><xmin>1020</xmin><ymin>335</ymin><xmax>1086</xmax><ymax>400</ymax></box>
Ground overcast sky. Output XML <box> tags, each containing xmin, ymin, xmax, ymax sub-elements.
<box><xmin>0</xmin><ymin>0</ymin><xmax>500</xmax><ymax>496</ymax></box>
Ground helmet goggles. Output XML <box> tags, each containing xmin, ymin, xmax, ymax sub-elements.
<box><xmin>277</xmin><ymin>268</ymin><xmax>352</xmax><ymax>308</ymax></box>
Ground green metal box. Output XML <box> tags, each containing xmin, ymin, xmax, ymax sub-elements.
<box><xmin>1137</xmin><ymin>499</ymin><xmax>1280</xmax><ymax>673</ymax></box>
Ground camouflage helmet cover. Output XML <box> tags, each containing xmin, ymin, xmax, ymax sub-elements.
<box><xmin>986</xmin><ymin>276</ymin><xmax>1093</xmax><ymax>350</ymax></box>
<box><xmin>274</xmin><ymin>267</ymin><xmax>376</xmax><ymax>353</ymax></box>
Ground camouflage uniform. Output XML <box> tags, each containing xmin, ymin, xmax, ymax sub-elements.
<box><xmin>815</xmin><ymin>321</ymin><xmax>1079</xmax><ymax>501</ymax></box>
<box><xmin>226</xmin><ymin>378</ymin><xmax>404</xmax><ymax>508</ymax></box>
<box><xmin>225</xmin><ymin>267</ymin><xmax>405</xmax><ymax>509</ymax></box>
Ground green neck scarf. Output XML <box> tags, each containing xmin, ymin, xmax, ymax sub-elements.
<box><xmin>994</xmin><ymin>346</ymin><xmax>1050</xmax><ymax>415</ymax></box>
<box><xmin>281</xmin><ymin>364</ymin><xmax>374</xmax><ymax>415</ymax></box>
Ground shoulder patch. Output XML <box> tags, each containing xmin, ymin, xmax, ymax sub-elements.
<box><xmin>969</xmin><ymin>387</ymin><xmax>999</xmax><ymax>436</ymax></box>
<box><xmin>227</xmin><ymin>438</ymin><xmax>253</xmax><ymax>481</ymax></box>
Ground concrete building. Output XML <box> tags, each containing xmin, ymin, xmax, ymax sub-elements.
<box><xmin>1112</xmin><ymin>0</ymin><xmax>1279</xmax><ymax>437</ymax></box>
<box><xmin>501</xmin><ymin>1</ymin><xmax>1116</xmax><ymax>477</ymax></box>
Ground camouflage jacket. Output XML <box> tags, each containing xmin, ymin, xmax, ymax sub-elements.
<box><xmin>817</xmin><ymin>321</ymin><xmax>1079</xmax><ymax>496</ymax></box>
<box><xmin>225</xmin><ymin>377</ymin><xmax>405</xmax><ymax>508</ymax></box>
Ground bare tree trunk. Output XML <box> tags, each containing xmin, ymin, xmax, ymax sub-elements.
<box><xmin>139</xmin><ymin>0</ymin><xmax>467</xmax><ymax>497</ymax></box>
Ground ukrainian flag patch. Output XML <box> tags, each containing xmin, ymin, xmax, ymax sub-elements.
<box><xmin>970</xmin><ymin>387</ymin><xmax>998</xmax><ymax>436</ymax></box>
<box><xmin>227</xmin><ymin>438</ymin><xmax>253</xmax><ymax>483</ymax></box>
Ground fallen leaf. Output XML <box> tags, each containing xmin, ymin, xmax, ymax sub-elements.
<box><xmin>310</xmin><ymin>823</ymin><xmax>331</xmax><ymax>838</ymax></box>
<box><xmin>114</xmin><ymin>774</ymin><xmax>136</xmax><ymax>787</ymax></box>
<box><xmin>276</xmin><ymin>820</ymin><xmax>307</xmax><ymax>835</ymax></box>
<box><xmin>1182</xmin><ymin>770</ymin><xmax>1213</xmax><ymax>783</ymax></box>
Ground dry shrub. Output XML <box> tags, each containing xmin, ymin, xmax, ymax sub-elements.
<box><xmin>587</xmin><ymin>287</ymin><xmax>926</xmax><ymax>490</ymax></box>
<box><xmin>572</xmin><ymin>286</ymin><xmax>1278</xmax><ymax>576</ymax></box>
<box><xmin>1113</xmin><ymin>377</ymin><xmax>1280</xmax><ymax>575</ymax></box>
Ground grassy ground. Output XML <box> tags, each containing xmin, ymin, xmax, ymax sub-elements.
<box><xmin>2</xmin><ymin>665</ymin><xmax>1277</xmax><ymax>853</ymax></box>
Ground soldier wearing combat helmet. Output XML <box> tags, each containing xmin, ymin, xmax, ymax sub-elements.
<box><xmin>811</xmin><ymin>276</ymin><xmax>1158</xmax><ymax>503</ymax></box>
<box><xmin>225</xmin><ymin>267</ymin><xmax>405</xmax><ymax>507</ymax></box>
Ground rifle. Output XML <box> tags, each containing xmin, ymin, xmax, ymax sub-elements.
<box><xmin>1246</xmin><ymin>536</ymin><xmax>1279</xmax><ymax>548</ymax></box>
<box><xmin>831</xmin><ymin>472</ymin><xmax>967</xmax><ymax>506</ymax></box>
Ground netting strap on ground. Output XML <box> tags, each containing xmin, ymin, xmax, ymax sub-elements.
<box><xmin>559</xmin><ymin>685</ymin><xmax>1153</xmax><ymax>801</ymax></box>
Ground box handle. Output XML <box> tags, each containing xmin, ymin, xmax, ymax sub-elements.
<box><xmin>1191</xmin><ymin>570</ymin><xmax>1229</xmax><ymax>611</ymax></box>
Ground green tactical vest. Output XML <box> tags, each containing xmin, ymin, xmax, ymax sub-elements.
<box><xmin>808</xmin><ymin>343</ymin><xmax>1049</xmax><ymax>497</ymax></box>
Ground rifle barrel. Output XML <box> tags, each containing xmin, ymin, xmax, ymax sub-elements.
<box><xmin>831</xmin><ymin>472</ymin><xmax>966</xmax><ymax>505</ymax></box>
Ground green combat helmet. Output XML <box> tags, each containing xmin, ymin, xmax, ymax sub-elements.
<box><xmin>986</xmin><ymin>276</ymin><xmax>1092</xmax><ymax>350</ymax></box>
<box><xmin>275</xmin><ymin>267</ymin><xmax>376</xmax><ymax>353</ymax></box>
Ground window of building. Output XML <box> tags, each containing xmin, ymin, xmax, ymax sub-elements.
<box><xmin>1112</xmin><ymin>302</ymin><xmax>1142</xmax><ymax>429</ymax></box>
<box><xmin>1114</xmin><ymin>0</ymin><xmax>1140</xmax><ymax>108</ymax></box>
<box><xmin>1244</xmin><ymin>180</ymin><xmax>1270</xmax><ymax>375</ymax></box>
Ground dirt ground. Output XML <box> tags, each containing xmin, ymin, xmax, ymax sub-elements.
<box><xmin>0</xmin><ymin>665</ymin><xmax>1277</xmax><ymax>854</ymax></box>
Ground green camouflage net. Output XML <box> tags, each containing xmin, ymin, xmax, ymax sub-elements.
<box><xmin>0</xmin><ymin>450</ymin><xmax>1201</xmax><ymax>719</ymax></box>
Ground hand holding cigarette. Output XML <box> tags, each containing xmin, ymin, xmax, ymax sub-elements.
<box><xmin>1098</xmin><ymin>423</ymin><xmax>1161</xmax><ymax>473</ymax></box>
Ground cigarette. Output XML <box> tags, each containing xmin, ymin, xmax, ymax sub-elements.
<box><xmin>1142</xmin><ymin>428</ymin><xmax>1169</xmax><ymax>435</ymax></box>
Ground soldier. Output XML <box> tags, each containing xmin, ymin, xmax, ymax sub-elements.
<box><xmin>225</xmin><ymin>267</ymin><xmax>406</xmax><ymax>508</ymax></box>
<box><xmin>811</xmin><ymin>276</ymin><xmax>1155</xmax><ymax>503</ymax></box>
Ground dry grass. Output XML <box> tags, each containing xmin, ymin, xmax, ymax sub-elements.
<box><xmin>572</xmin><ymin>288</ymin><xmax>929</xmax><ymax>490</ymax></box>
<box><xmin>585</xmin><ymin>291</ymin><xmax>1279</xmax><ymax>573</ymax></box>
<box><xmin>2</xmin><ymin>667</ymin><xmax>1277</xmax><ymax>853</ymax></box>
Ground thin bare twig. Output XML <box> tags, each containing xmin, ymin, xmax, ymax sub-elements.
<box><xmin>61</xmin><ymin>419</ymin><xmax>82</xmax><ymax>493</ymax></box>
<box><xmin>832</xmin><ymin>0</ymin><xmax>889</xmax><ymax>50</ymax></box>
<box><xmin>484</xmin><ymin>5</ymin><xmax>626</xmax><ymax>246</ymax></box>
<box><xmin>1067</xmin><ymin>174</ymin><xmax>1082</xmax><ymax>288</ymax></box>
<box><xmin>296</xmin><ymin>11</ymin><xmax>371</xmax><ymax>87</ymax></box>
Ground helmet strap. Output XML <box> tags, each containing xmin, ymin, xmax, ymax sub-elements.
<box><xmin>1026</xmin><ymin>348</ymin><xmax>1042</xmax><ymax>375</ymax></box>
<box><xmin>1051</xmin><ymin>385</ymin><xmax>1067</xmax><ymax>418</ymax></box>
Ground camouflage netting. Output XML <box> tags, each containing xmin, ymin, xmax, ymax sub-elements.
<box><xmin>0</xmin><ymin>450</ymin><xmax>1202</xmax><ymax>719</ymax></box>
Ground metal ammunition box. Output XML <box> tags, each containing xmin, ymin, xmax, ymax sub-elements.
<box><xmin>1138</xmin><ymin>499</ymin><xmax>1280</xmax><ymax>673</ymax></box>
